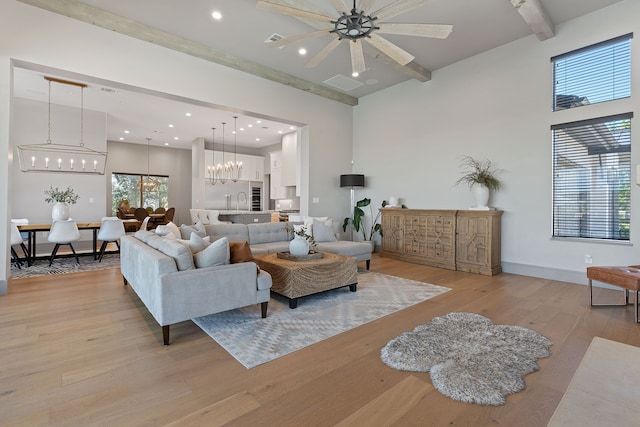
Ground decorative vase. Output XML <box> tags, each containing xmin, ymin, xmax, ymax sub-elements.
<box><xmin>51</xmin><ymin>202</ymin><xmax>70</xmax><ymax>221</ymax></box>
<box><xmin>473</xmin><ymin>185</ymin><xmax>490</xmax><ymax>208</ymax></box>
<box><xmin>289</xmin><ymin>237</ymin><xmax>310</xmax><ymax>256</ymax></box>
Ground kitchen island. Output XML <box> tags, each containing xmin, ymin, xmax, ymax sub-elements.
<box><xmin>218</xmin><ymin>210</ymin><xmax>274</xmax><ymax>224</ymax></box>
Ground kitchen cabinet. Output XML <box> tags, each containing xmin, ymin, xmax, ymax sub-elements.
<box><xmin>281</xmin><ymin>131</ymin><xmax>297</xmax><ymax>186</ymax></box>
<box><xmin>270</xmin><ymin>151</ymin><xmax>295</xmax><ymax>199</ymax></box>
<box><xmin>381</xmin><ymin>209</ymin><xmax>502</xmax><ymax>275</ymax></box>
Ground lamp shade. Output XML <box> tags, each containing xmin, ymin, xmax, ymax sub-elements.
<box><xmin>340</xmin><ymin>174</ymin><xmax>365</xmax><ymax>187</ymax></box>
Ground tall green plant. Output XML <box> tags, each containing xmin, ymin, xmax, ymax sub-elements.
<box><xmin>343</xmin><ymin>198</ymin><xmax>392</xmax><ymax>241</ymax></box>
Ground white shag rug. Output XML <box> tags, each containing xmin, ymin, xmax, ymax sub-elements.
<box><xmin>381</xmin><ymin>312</ymin><xmax>552</xmax><ymax>405</ymax></box>
<box><xmin>193</xmin><ymin>272</ymin><xmax>450</xmax><ymax>369</ymax></box>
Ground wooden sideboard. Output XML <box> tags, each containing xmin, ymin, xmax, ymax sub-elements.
<box><xmin>380</xmin><ymin>209</ymin><xmax>502</xmax><ymax>276</ymax></box>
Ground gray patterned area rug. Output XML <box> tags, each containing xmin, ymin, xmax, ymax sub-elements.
<box><xmin>193</xmin><ymin>272</ymin><xmax>451</xmax><ymax>369</ymax></box>
<box><xmin>10</xmin><ymin>254</ymin><xmax>121</xmax><ymax>279</ymax></box>
<box><xmin>381</xmin><ymin>312</ymin><xmax>553</xmax><ymax>405</ymax></box>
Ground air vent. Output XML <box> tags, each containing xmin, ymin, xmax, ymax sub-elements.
<box><xmin>100</xmin><ymin>87</ymin><xmax>117</xmax><ymax>94</ymax></box>
<box><xmin>323</xmin><ymin>74</ymin><xmax>364</xmax><ymax>92</ymax></box>
<box><xmin>265</xmin><ymin>33</ymin><xmax>286</xmax><ymax>49</ymax></box>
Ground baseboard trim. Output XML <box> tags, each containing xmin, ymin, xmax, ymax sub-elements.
<box><xmin>0</xmin><ymin>279</ymin><xmax>7</xmax><ymax>295</ymax></box>
<box><xmin>502</xmin><ymin>262</ymin><xmax>588</xmax><ymax>285</ymax></box>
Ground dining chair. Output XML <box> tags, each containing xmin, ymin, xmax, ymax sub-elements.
<box><xmin>10</xmin><ymin>222</ymin><xmax>29</xmax><ymax>269</ymax></box>
<box><xmin>154</xmin><ymin>207</ymin><xmax>166</xmax><ymax>214</ymax></box>
<box><xmin>134</xmin><ymin>207</ymin><xmax>149</xmax><ymax>221</ymax></box>
<box><xmin>97</xmin><ymin>217</ymin><xmax>126</xmax><ymax>262</ymax></box>
<box><xmin>48</xmin><ymin>219</ymin><xmax>81</xmax><ymax>266</ymax></box>
<box><xmin>139</xmin><ymin>216</ymin><xmax>151</xmax><ymax>231</ymax></box>
<box><xmin>164</xmin><ymin>207</ymin><xmax>175</xmax><ymax>223</ymax></box>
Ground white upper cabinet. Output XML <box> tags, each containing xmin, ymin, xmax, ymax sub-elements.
<box><xmin>281</xmin><ymin>132</ymin><xmax>297</xmax><ymax>187</ymax></box>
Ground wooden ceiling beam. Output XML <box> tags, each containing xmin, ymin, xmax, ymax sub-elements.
<box><xmin>510</xmin><ymin>0</ymin><xmax>555</xmax><ymax>41</ymax></box>
<box><xmin>17</xmin><ymin>0</ymin><xmax>359</xmax><ymax>106</ymax></box>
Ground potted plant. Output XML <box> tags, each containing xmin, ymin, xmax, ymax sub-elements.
<box><xmin>285</xmin><ymin>224</ymin><xmax>317</xmax><ymax>255</ymax></box>
<box><xmin>44</xmin><ymin>186</ymin><xmax>79</xmax><ymax>221</ymax></box>
<box><xmin>455</xmin><ymin>156</ymin><xmax>502</xmax><ymax>208</ymax></box>
<box><xmin>343</xmin><ymin>198</ymin><xmax>407</xmax><ymax>247</ymax></box>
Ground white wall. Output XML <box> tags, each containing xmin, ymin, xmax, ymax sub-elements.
<box><xmin>0</xmin><ymin>1</ymin><xmax>353</xmax><ymax>289</ymax></box>
<box><xmin>353</xmin><ymin>0</ymin><xmax>640</xmax><ymax>284</ymax></box>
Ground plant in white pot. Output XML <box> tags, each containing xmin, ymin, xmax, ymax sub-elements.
<box><xmin>343</xmin><ymin>198</ymin><xmax>407</xmax><ymax>251</ymax></box>
<box><xmin>455</xmin><ymin>156</ymin><xmax>502</xmax><ymax>209</ymax></box>
<box><xmin>44</xmin><ymin>186</ymin><xmax>79</xmax><ymax>221</ymax></box>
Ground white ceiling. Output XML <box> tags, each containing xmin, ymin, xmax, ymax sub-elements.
<box><xmin>13</xmin><ymin>0</ymin><xmax>623</xmax><ymax>149</ymax></box>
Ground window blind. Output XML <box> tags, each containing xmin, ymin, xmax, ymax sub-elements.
<box><xmin>552</xmin><ymin>113</ymin><xmax>632</xmax><ymax>241</ymax></box>
<box><xmin>553</xmin><ymin>34</ymin><xmax>632</xmax><ymax>111</ymax></box>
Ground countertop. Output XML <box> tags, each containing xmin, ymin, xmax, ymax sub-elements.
<box><xmin>217</xmin><ymin>210</ymin><xmax>275</xmax><ymax>215</ymax></box>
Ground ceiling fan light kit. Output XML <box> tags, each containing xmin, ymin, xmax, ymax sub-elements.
<box><xmin>259</xmin><ymin>0</ymin><xmax>452</xmax><ymax>77</ymax></box>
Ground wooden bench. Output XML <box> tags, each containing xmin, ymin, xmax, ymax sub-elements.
<box><xmin>587</xmin><ymin>266</ymin><xmax>640</xmax><ymax>323</ymax></box>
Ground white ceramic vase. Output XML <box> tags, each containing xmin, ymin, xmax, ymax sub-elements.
<box><xmin>473</xmin><ymin>185</ymin><xmax>490</xmax><ymax>208</ymax></box>
<box><xmin>289</xmin><ymin>237</ymin><xmax>309</xmax><ymax>256</ymax></box>
<box><xmin>51</xmin><ymin>202</ymin><xmax>70</xmax><ymax>221</ymax></box>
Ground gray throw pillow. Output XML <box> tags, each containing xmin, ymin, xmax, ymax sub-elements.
<box><xmin>313</xmin><ymin>218</ymin><xmax>338</xmax><ymax>242</ymax></box>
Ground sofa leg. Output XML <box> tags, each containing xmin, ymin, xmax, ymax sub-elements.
<box><xmin>261</xmin><ymin>301</ymin><xmax>268</xmax><ymax>318</ymax></box>
<box><xmin>123</xmin><ymin>276</ymin><xmax>128</xmax><ymax>286</ymax></box>
<box><xmin>366</xmin><ymin>260</ymin><xmax>370</xmax><ymax>270</ymax></box>
<box><xmin>162</xmin><ymin>325</ymin><xmax>170</xmax><ymax>345</ymax></box>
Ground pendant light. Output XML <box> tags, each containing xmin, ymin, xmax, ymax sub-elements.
<box><xmin>219</xmin><ymin>122</ymin><xmax>228</xmax><ymax>184</ymax></box>
<box><xmin>17</xmin><ymin>76</ymin><xmax>108</xmax><ymax>174</ymax></box>
<box><xmin>141</xmin><ymin>138</ymin><xmax>159</xmax><ymax>192</ymax></box>
<box><xmin>229</xmin><ymin>115</ymin><xmax>243</xmax><ymax>182</ymax></box>
<box><xmin>208</xmin><ymin>127</ymin><xmax>218</xmax><ymax>185</ymax></box>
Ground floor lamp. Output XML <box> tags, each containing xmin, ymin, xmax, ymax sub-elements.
<box><xmin>340</xmin><ymin>174</ymin><xmax>365</xmax><ymax>241</ymax></box>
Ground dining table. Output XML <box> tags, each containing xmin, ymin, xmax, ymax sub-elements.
<box><xmin>18</xmin><ymin>220</ymin><xmax>140</xmax><ymax>266</ymax></box>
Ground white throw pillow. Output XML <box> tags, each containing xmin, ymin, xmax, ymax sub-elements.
<box><xmin>180</xmin><ymin>221</ymin><xmax>206</xmax><ymax>239</ymax></box>
<box><xmin>197</xmin><ymin>210</ymin><xmax>211</xmax><ymax>225</ymax></box>
<box><xmin>155</xmin><ymin>221</ymin><xmax>181</xmax><ymax>239</ymax></box>
<box><xmin>193</xmin><ymin>236</ymin><xmax>230</xmax><ymax>268</ymax></box>
<box><xmin>177</xmin><ymin>235</ymin><xmax>212</xmax><ymax>254</ymax></box>
<box><xmin>313</xmin><ymin>218</ymin><xmax>337</xmax><ymax>242</ymax></box>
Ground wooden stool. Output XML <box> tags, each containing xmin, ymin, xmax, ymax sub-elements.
<box><xmin>587</xmin><ymin>266</ymin><xmax>640</xmax><ymax>323</ymax></box>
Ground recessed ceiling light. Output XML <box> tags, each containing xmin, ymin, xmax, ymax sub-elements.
<box><xmin>256</xmin><ymin>120</ymin><xmax>262</xmax><ymax>124</ymax></box>
<box><xmin>289</xmin><ymin>126</ymin><xmax>295</xmax><ymax>130</ymax></box>
<box><xmin>298</xmin><ymin>48</ymin><xmax>307</xmax><ymax>55</ymax></box>
<box><xmin>240</xmin><ymin>127</ymin><xmax>245</xmax><ymax>131</ymax></box>
<box><xmin>211</xmin><ymin>10</ymin><xmax>222</xmax><ymax>20</ymax></box>
<box><xmin>232</xmin><ymin>131</ymin><xmax>236</xmax><ymax>134</ymax></box>
<box><xmin>119</xmin><ymin>137</ymin><xmax>124</xmax><ymax>140</ymax></box>
<box><xmin>256</xmin><ymin>138</ymin><xmax>260</xmax><ymax>142</ymax></box>
<box><xmin>174</xmin><ymin>137</ymin><xmax>179</xmax><ymax>140</ymax></box>
<box><xmin>124</xmin><ymin>130</ymin><xmax>130</xmax><ymax>134</ymax></box>
<box><xmin>185</xmin><ymin>112</ymin><xmax>191</xmax><ymax>117</ymax></box>
<box><xmin>352</xmin><ymin>72</ymin><xmax>359</xmax><ymax>77</ymax></box>
<box><xmin>248</xmin><ymin>124</ymin><xmax>253</xmax><ymax>128</ymax></box>
<box><xmin>168</xmin><ymin>124</ymin><xmax>174</xmax><ymax>128</ymax></box>
<box><xmin>278</xmin><ymin>130</ymin><xmax>283</xmax><ymax>134</ymax></box>
<box><xmin>164</xmin><ymin>142</ymin><xmax>170</xmax><ymax>146</ymax></box>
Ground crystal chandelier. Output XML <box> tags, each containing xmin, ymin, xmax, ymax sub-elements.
<box><xmin>17</xmin><ymin>76</ymin><xmax>108</xmax><ymax>175</ymax></box>
<box><xmin>141</xmin><ymin>138</ymin><xmax>160</xmax><ymax>192</ymax></box>
<box><xmin>228</xmin><ymin>116</ymin><xmax>243</xmax><ymax>182</ymax></box>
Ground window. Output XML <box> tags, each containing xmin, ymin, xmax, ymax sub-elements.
<box><xmin>552</xmin><ymin>113</ymin><xmax>632</xmax><ymax>241</ymax></box>
<box><xmin>552</xmin><ymin>34</ymin><xmax>632</xmax><ymax>111</ymax></box>
<box><xmin>111</xmin><ymin>173</ymin><xmax>169</xmax><ymax>215</ymax></box>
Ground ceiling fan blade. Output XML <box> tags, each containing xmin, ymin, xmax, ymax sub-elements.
<box><xmin>377</xmin><ymin>23</ymin><xmax>453</xmax><ymax>39</ymax></box>
<box><xmin>267</xmin><ymin>29</ymin><xmax>332</xmax><ymax>48</ymax></box>
<box><xmin>257</xmin><ymin>0</ymin><xmax>335</xmax><ymax>23</ymax></box>
<box><xmin>372</xmin><ymin>0</ymin><xmax>431</xmax><ymax>21</ymax></box>
<box><xmin>326</xmin><ymin>0</ymin><xmax>350</xmax><ymax>14</ymax></box>
<box><xmin>356</xmin><ymin>0</ymin><xmax>378</xmax><ymax>12</ymax></box>
<box><xmin>366</xmin><ymin>33</ymin><xmax>415</xmax><ymax>65</ymax></box>
<box><xmin>350</xmin><ymin>39</ymin><xmax>366</xmax><ymax>74</ymax></box>
<box><xmin>305</xmin><ymin>37</ymin><xmax>342</xmax><ymax>68</ymax></box>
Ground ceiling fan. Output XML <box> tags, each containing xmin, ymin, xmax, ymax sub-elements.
<box><xmin>257</xmin><ymin>0</ymin><xmax>453</xmax><ymax>75</ymax></box>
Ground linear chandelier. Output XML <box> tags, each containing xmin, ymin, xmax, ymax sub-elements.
<box><xmin>17</xmin><ymin>76</ymin><xmax>108</xmax><ymax>175</ymax></box>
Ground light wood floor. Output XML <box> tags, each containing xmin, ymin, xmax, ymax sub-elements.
<box><xmin>2</xmin><ymin>255</ymin><xmax>640</xmax><ymax>426</ymax></box>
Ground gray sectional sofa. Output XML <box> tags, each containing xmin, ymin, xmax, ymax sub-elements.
<box><xmin>120</xmin><ymin>230</ymin><xmax>272</xmax><ymax>345</ymax></box>
<box><xmin>205</xmin><ymin>221</ymin><xmax>373</xmax><ymax>269</ymax></box>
